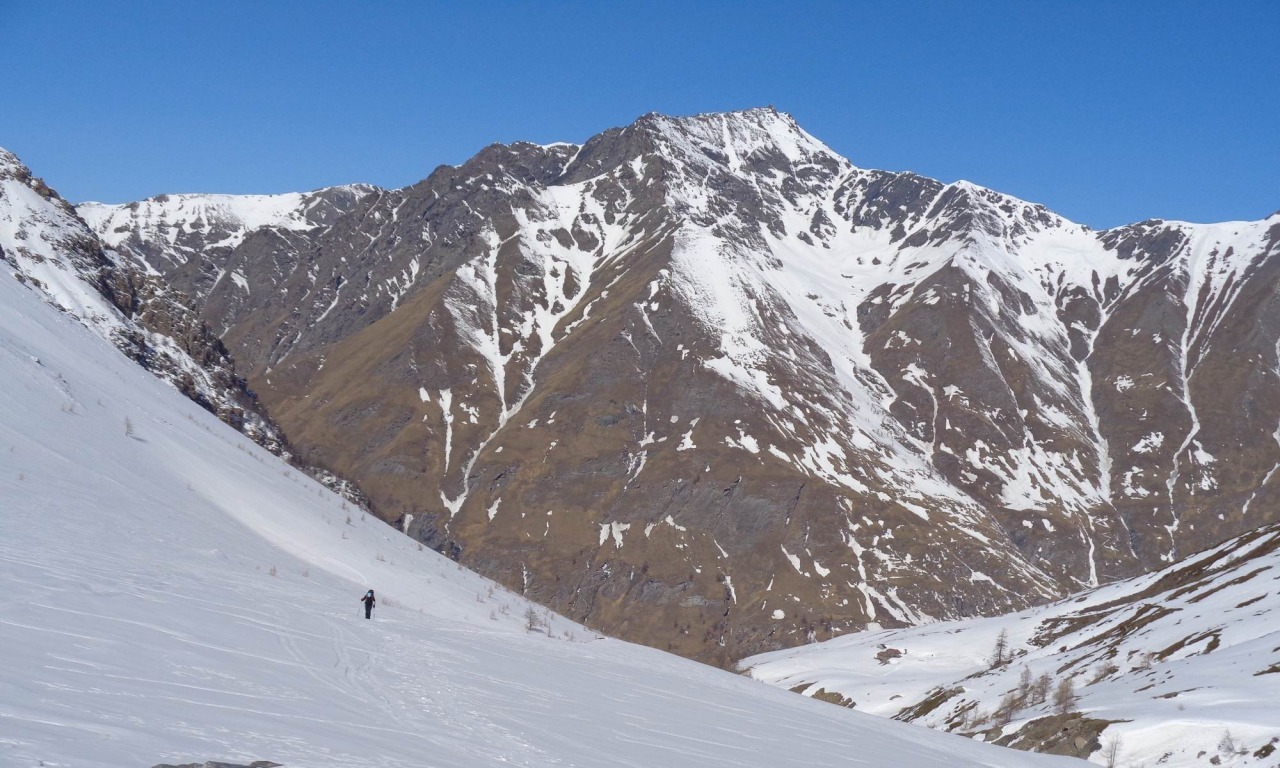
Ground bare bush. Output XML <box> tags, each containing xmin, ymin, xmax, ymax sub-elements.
<box><xmin>1089</xmin><ymin>663</ymin><xmax>1119</xmax><ymax>685</ymax></box>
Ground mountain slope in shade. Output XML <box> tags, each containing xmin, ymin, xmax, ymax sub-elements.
<box><xmin>743</xmin><ymin>522</ymin><xmax>1280</xmax><ymax>767</ymax></box>
<box><xmin>0</xmin><ymin>251</ymin><xmax>1081</xmax><ymax>768</ymax></box>
<box><xmin>75</xmin><ymin>109</ymin><xmax>1280</xmax><ymax>665</ymax></box>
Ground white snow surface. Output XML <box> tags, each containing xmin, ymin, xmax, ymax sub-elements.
<box><xmin>79</xmin><ymin>185</ymin><xmax>373</xmax><ymax>254</ymax></box>
<box><xmin>0</xmin><ymin>177</ymin><xmax>123</xmax><ymax>337</ymax></box>
<box><xmin>743</xmin><ymin>525</ymin><xmax>1280</xmax><ymax>768</ymax></box>
<box><xmin>0</xmin><ymin>268</ymin><xmax>1076</xmax><ymax>767</ymax></box>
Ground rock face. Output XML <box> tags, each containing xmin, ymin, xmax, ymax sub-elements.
<box><xmin>67</xmin><ymin>109</ymin><xmax>1280</xmax><ymax>666</ymax></box>
<box><xmin>0</xmin><ymin>149</ymin><xmax>285</xmax><ymax>451</ymax></box>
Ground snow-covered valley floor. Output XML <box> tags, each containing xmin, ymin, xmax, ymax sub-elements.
<box><xmin>0</xmin><ymin>268</ymin><xmax>1079</xmax><ymax>766</ymax></box>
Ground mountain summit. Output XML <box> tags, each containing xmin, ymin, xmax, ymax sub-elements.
<box><xmin>25</xmin><ymin>108</ymin><xmax>1278</xmax><ymax>665</ymax></box>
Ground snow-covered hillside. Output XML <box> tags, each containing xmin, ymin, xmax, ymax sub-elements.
<box><xmin>0</xmin><ymin>259</ymin><xmax>1079</xmax><ymax>766</ymax></box>
<box><xmin>0</xmin><ymin>148</ymin><xmax>285</xmax><ymax>453</ymax></box>
<box><xmin>743</xmin><ymin>524</ymin><xmax>1280</xmax><ymax>767</ymax></box>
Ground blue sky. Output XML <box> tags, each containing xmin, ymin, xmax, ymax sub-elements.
<box><xmin>3</xmin><ymin>1</ymin><xmax>1276</xmax><ymax>228</ymax></box>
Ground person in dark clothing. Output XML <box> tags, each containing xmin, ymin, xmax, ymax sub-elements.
<box><xmin>361</xmin><ymin>589</ymin><xmax>375</xmax><ymax>619</ymax></box>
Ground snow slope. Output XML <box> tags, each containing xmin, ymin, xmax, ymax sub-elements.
<box><xmin>0</xmin><ymin>265</ymin><xmax>1078</xmax><ymax>766</ymax></box>
<box><xmin>743</xmin><ymin>524</ymin><xmax>1280</xmax><ymax>767</ymax></box>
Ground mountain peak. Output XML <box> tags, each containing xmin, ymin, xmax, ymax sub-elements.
<box><xmin>552</xmin><ymin>107</ymin><xmax>835</xmax><ymax>187</ymax></box>
<box><xmin>0</xmin><ymin>146</ymin><xmax>24</xmax><ymax>175</ymax></box>
<box><xmin>0</xmin><ymin>147</ymin><xmax>53</xmax><ymax>197</ymax></box>
<box><xmin>633</xmin><ymin>107</ymin><xmax>838</xmax><ymax>169</ymax></box>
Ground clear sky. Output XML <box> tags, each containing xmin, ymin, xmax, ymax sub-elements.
<box><xmin>3</xmin><ymin>1</ymin><xmax>1276</xmax><ymax>228</ymax></box>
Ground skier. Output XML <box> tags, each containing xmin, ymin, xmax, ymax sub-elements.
<box><xmin>361</xmin><ymin>589</ymin><xmax>376</xmax><ymax>619</ymax></box>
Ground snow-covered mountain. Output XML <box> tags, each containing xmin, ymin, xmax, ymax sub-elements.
<box><xmin>69</xmin><ymin>108</ymin><xmax>1280</xmax><ymax>666</ymax></box>
<box><xmin>0</xmin><ymin>230</ymin><xmax>1080</xmax><ymax>767</ymax></box>
<box><xmin>743</xmin><ymin>522</ymin><xmax>1280</xmax><ymax>766</ymax></box>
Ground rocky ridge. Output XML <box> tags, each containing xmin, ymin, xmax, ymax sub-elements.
<box><xmin>0</xmin><ymin>150</ymin><xmax>288</xmax><ymax>448</ymax></box>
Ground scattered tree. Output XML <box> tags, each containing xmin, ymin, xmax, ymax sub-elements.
<box><xmin>1218</xmin><ymin>729</ymin><xmax>1244</xmax><ymax>756</ymax></box>
<box><xmin>1102</xmin><ymin>736</ymin><xmax>1123</xmax><ymax>768</ymax></box>
<box><xmin>989</xmin><ymin>628</ymin><xmax>1010</xmax><ymax>667</ymax></box>
<box><xmin>1032</xmin><ymin>672</ymin><xmax>1053</xmax><ymax>705</ymax></box>
<box><xmin>994</xmin><ymin>690</ymin><xmax>1021</xmax><ymax>725</ymax></box>
<box><xmin>524</xmin><ymin>606</ymin><xmax>543</xmax><ymax>633</ymax></box>
<box><xmin>1052</xmin><ymin>677</ymin><xmax>1078</xmax><ymax>716</ymax></box>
